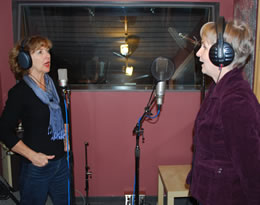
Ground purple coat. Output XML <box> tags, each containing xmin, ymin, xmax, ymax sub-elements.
<box><xmin>187</xmin><ymin>68</ymin><xmax>260</xmax><ymax>205</ymax></box>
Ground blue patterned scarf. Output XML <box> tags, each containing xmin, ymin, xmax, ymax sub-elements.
<box><xmin>23</xmin><ymin>74</ymin><xmax>65</xmax><ymax>140</ymax></box>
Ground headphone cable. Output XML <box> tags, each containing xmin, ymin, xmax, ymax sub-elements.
<box><xmin>216</xmin><ymin>64</ymin><xmax>223</xmax><ymax>83</ymax></box>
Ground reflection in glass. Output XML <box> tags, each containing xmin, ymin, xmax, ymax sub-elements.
<box><xmin>14</xmin><ymin>2</ymin><xmax>218</xmax><ymax>90</ymax></box>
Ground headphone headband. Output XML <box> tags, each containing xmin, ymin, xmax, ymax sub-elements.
<box><xmin>20</xmin><ymin>38</ymin><xmax>28</xmax><ymax>50</ymax></box>
<box><xmin>216</xmin><ymin>16</ymin><xmax>225</xmax><ymax>59</ymax></box>
<box><xmin>18</xmin><ymin>37</ymin><xmax>32</xmax><ymax>70</ymax></box>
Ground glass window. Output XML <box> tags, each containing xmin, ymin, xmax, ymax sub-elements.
<box><xmin>12</xmin><ymin>1</ymin><xmax>218</xmax><ymax>90</ymax></box>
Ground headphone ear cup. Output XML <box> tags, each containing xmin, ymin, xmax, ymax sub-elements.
<box><xmin>18</xmin><ymin>49</ymin><xmax>32</xmax><ymax>70</ymax></box>
<box><xmin>209</xmin><ymin>42</ymin><xmax>220</xmax><ymax>66</ymax></box>
<box><xmin>209</xmin><ymin>16</ymin><xmax>235</xmax><ymax>67</ymax></box>
<box><xmin>222</xmin><ymin>42</ymin><xmax>235</xmax><ymax>66</ymax></box>
<box><xmin>209</xmin><ymin>42</ymin><xmax>234</xmax><ymax>67</ymax></box>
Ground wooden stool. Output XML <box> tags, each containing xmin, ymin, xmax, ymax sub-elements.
<box><xmin>158</xmin><ymin>164</ymin><xmax>191</xmax><ymax>205</ymax></box>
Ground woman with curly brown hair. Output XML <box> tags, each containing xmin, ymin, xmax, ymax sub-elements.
<box><xmin>0</xmin><ymin>35</ymin><xmax>69</xmax><ymax>205</ymax></box>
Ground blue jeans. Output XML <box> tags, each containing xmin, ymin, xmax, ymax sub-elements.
<box><xmin>19</xmin><ymin>156</ymin><xmax>69</xmax><ymax>205</ymax></box>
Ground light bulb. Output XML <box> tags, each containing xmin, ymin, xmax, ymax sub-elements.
<box><xmin>125</xmin><ymin>66</ymin><xmax>133</xmax><ymax>76</ymax></box>
<box><xmin>120</xmin><ymin>44</ymin><xmax>129</xmax><ymax>56</ymax></box>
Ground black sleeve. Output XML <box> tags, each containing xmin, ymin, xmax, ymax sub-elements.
<box><xmin>0</xmin><ymin>86</ymin><xmax>23</xmax><ymax>149</ymax></box>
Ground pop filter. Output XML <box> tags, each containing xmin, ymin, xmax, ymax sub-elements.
<box><xmin>151</xmin><ymin>57</ymin><xmax>175</xmax><ymax>81</ymax></box>
<box><xmin>150</xmin><ymin>57</ymin><xmax>175</xmax><ymax>107</ymax></box>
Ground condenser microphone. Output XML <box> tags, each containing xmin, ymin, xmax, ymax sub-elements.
<box><xmin>58</xmin><ymin>68</ymin><xmax>68</xmax><ymax>88</ymax></box>
<box><xmin>151</xmin><ymin>57</ymin><xmax>175</xmax><ymax>108</ymax></box>
<box><xmin>156</xmin><ymin>81</ymin><xmax>166</xmax><ymax>106</ymax></box>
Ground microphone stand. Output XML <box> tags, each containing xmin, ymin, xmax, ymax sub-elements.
<box><xmin>132</xmin><ymin>91</ymin><xmax>157</xmax><ymax>205</ymax></box>
<box><xmin>62</xmin><ymin>88</ymin><xmax>76</xmax><ymax>205</ymax></box>
<box><xmin>85</xmin><ymin>142</ymin><xmax>92</xmax><ymax>205</ymax></box>
<box><xmin>0</xmin><ymin>176</ymin><xmax>19</xmax><ymax>205</ymax></box>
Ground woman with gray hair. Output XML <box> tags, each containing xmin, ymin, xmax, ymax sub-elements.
<box><xmin>186</xmin><ymin>17</ymin><xmax>260</xmax><ymax>205</ymax></box>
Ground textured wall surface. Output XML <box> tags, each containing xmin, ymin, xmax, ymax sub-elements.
<box><xmin>234</xmin><ymin>0</ymin><xmax>258</xmax><ymax>87</ymax></box>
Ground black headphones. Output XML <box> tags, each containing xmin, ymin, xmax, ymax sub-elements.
<box><xmin>18</xmin><ymin>37</ymin><xmax>32</xmax><ymax>70</ymax></box>
<box><xmin>209</xmin><ymin>16</ymin><xmax>234</xmax><ymax>67</ymax></box>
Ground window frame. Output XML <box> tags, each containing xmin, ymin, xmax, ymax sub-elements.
<box><xmin>12</xmin><ymin>0</ymin><xmax>219</xmax><ymax>91</ymax></box>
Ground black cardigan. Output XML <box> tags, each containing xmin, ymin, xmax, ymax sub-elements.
<box><xmin>0</xmin><ymin>79</ymin><xmax>66</xmax><ymax>161</ymax></box>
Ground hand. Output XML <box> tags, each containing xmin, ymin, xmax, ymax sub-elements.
<box><xmin>11</xmin><ymin>140</ymin><xmax>55</xmax><ymax>167</ymax></box>
<box><xmin>31</xmin><ymin>152</ymin><xmax>55</xmax><ymax>167</ymax></box>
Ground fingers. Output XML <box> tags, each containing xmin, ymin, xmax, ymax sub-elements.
<box><xmin>46</xmin><ymin>155</ymin><xmax>55</xmax><ymax>159</ymax></box>
<box><xmin>31</xmin><ymin>153</ymin><xmax>55</xmax><ymax>167</ymax></box>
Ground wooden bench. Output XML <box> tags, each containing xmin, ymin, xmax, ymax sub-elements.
<box><xmin>158</xmin><ymin>164</ymin><xmax>191</xmax><ymax>205</ymax></box>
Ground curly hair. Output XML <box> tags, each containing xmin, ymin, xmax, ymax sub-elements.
<box><xmin>8</xmin><ymin>35</ymin><xmax>52</xmax><ymax>80</ymax></box>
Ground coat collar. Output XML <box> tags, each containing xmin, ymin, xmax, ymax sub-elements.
<box><xmin>208</xmin><ymin>68</ymin><xmax>244</xmax><ymax>99</ymax></box>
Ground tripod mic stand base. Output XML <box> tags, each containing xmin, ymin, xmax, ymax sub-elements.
<box><xmin>0</xmin><ymin>177</ymin><xmax>19</xmax><ymax>205</ymax></box>
<box><xmin>124</xmin><ymin>191</ymin><xmax>145</xmax><ymax>205</ymax></box>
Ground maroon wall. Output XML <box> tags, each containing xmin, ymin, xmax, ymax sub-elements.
<box><xmin>71</xmin><ymin>91</ymin><xmax>200</xmax><ymax>196</ymax></box>
<box><xmin>0</xmin><ymin>0</ymin><xmax>15</xmax><ymax>176</ymax></box>
<box><xmin>69</xmin><ymin>0</ymin><xmax>234</xmax><ymax>197</ymax></box>
<box><xmin>0</xmin><ymin>0</ymin><xmax>234</xmax><ymax>197</ymax></box>
<box><xmin>0</xmin><ymin>1</ymin><xmax>15</xmax><ymax>111</ymax></box>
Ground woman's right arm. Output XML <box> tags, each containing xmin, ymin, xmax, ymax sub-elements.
<box><xmin>12</xmin><ymin>140</ymin><xmax>55</xmax><ymax>167</ymax></box>
<box><xmin>0</xmin><ymin>86</ymin><xmax>22</xmax><ymax>148</ymax></box>
<box><xmin>0</xmin><ymin>85</ymin><xmax>54</xmax><ymax>167</ymax></box>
